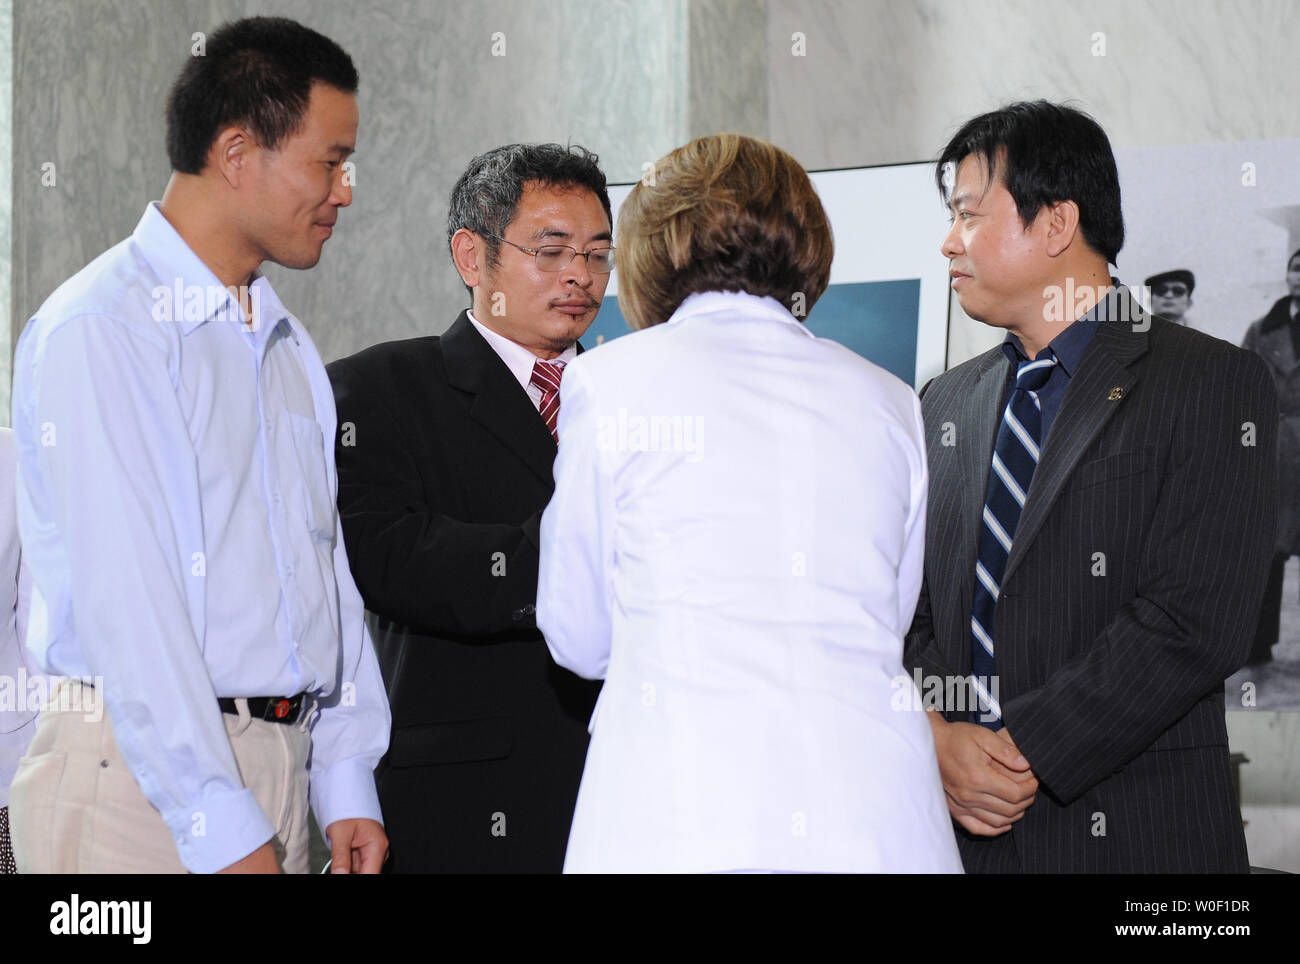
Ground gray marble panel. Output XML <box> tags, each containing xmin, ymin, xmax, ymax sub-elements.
<box><xmin>689</xmin><ymin>0</ymin><xmax>768</xmax><ymax>140</ymax></box>
<box><xmin>768</xmin><ymin>0</ymin><xmax>1300</xmax><ymax>171</ymax></box>
<box><xmin>13</xmin><ymin>0</ymin><xmax>231</xmax><ymax>353</ymax></box>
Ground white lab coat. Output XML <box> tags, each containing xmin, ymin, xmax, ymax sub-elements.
<box><xmin>538</xmin><ymin>291</ymin><xmax>962</xmax><ymax>873</ymax></box>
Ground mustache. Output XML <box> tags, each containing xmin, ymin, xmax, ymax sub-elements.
<box><xmin>551</xmin><ymin>296</ymin><xmax>601</xmax><ymax>309</ymax></box>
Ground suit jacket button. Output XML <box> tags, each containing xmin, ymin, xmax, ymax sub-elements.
<box><xmin>513</xmin><ymin>604</ymin><xmax>536</xmax><ymax>621</ymax></box>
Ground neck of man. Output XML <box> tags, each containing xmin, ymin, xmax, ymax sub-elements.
<box><xmin>469</xmin><ymin>293</ymin><xmax>570</xmax><ymax>361</ymax></box>
<box><xmin>1007</xmin><ymin>256</ymin><xmax>1114</xmax><ymax>359</ymax></box>
<box><xmin>160</xmin><ymin>173</ymin><xmax>261</xmax><ymax>302</ymax></box>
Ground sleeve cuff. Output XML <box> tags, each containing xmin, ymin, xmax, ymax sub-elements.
<box><xmin>168</xmin><ymin>785</ymin><xmax>275</xmax><ymax>874</ymax></box>
<box><xmin>1001</xmin><ymin>695</ymin><xmax>1090</xmax><ymax>804</ymax></box>
<box><xmin>309</xmin><ymin>754</ymin><xmax>384</xmax><ymax>836</ymax></box>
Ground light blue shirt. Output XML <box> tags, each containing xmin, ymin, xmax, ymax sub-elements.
<box><xmin>11</xmin><ymin>202</ymin><xmax>390</xmax><ymax>873</ymax></box>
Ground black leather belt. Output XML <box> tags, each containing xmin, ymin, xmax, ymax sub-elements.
<box><xmin>218</xmin><ymin>693</ymin><xmax>309</xmax><ymax>725</ymax></box>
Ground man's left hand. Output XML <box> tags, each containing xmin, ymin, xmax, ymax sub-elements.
<box><xmin>326</xmin><ymin>818</ymin><xmax>389</xmax><ymax>874</ymax></box>
<box><xmin>996</xmin><ymin>727</ymin><xmax>1034</xmax><ymax>773</ymax></box>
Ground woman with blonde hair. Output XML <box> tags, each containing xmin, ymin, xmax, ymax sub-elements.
<box><xmin>537</xmin><ymin>134</ymin><xmax>961</xmax><ymax>873</ymax></box>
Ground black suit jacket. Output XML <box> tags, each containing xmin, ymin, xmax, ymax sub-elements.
<box><xmin>904</xmin><ymin>296</ymin><xmax>1277</xmax><ymax>872</ymax></box>
<box><xmin>328</xmin><ymin>311</ymin><xmax>600</xmax><ymax>873</ymax></box>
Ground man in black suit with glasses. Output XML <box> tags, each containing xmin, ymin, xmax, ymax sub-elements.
<box><xmin>329</xmin><ymin>143</ymin><xmax>611</xmax><ymax>872</ymax></box>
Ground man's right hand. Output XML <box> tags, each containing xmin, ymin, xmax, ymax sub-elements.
<box><xmin>926</xmin><ymin>711</ymin><xmax>1038</xmax><ymax>836</ymax></box>
<box><xmin>216</xmin><ymin>841</ymin><xmax>281</xmax><ymax>874</ymax></box>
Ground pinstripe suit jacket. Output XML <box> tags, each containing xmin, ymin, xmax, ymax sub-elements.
<box><xmin>904</xmin><ymin>293</ymin><xmax>1278</xmax><ymax>873</ymax></box>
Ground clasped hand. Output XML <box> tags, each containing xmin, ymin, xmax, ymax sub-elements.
<box><xmin>926</xmin><ymin>711</ymin><xmax>1038</xmax><ymax>836</ymax></box>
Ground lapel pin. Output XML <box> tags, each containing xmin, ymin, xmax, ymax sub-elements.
<box><xmin>1108</xmin><ymin>387</ymin><xmax>1124</xmax><ymax>401</ymax></box>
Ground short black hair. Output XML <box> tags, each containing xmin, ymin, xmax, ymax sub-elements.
<box><xmin>446</xmin><ymin>144</ymin><xmax>612</xmax><ymax>296</ymax></box>
<box><xmin>1288</xmin><ymin>247</ymin><xmax>1300</xmax><ymax>270</ymax></box>
<box><xmin>936</xmin><ymin>100</ymin><xmax>1124</xmax><ymax>265</ymax></box>
<box><xmin>165</xmin><ymin>16</ymin><xmax>358</xmax><ymax>174</ymax></box>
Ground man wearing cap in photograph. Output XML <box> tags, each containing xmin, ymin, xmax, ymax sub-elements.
<box><xmin>1145</xmin><ymin>269</ymin><xmax>1194</xmax><ymax>326</ymax></box>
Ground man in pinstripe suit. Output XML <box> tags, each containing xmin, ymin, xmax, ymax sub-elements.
<box><xmin>904</xmin><ymin>101</ymin><xmax>1277</xmax><ymax>873</ymax></box>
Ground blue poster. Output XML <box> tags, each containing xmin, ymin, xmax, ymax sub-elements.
<box><xmin>581</xmin><ymin>279</ymin><xmax>921</xmax><ymax>385</ymax></box>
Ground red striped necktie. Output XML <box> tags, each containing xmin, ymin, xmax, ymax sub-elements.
<box><xmin>530</xmin><ymin>359</ymin><xmax>565</xmax><ymax>443</ymax></box>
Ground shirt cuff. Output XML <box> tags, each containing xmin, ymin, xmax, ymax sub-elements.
<box><xmin>309</xmin><ymin>755</ymin><xmax>384</xmax><ymax>837</ymax></box>
<box><xmin>169</xmin><ymin>785</ymin><xmax>276</xmax><ymax>874</ymax></box>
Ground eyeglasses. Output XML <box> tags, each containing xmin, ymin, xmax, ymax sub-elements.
<box><xmin>1152</xmin><ymin>284</ymin><xmax>1190</xmax><ymax>297</ymax></box>
<box><xmin>488</xmin><ymin>235</ymin><xmax>615</xmax><ymax>273</ymax></box>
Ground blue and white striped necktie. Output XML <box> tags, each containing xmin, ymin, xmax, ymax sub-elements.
<box><xmin>970</xmin><ymin>351</ymin><xmax>1058</xmax><ymax>729</ymax></box>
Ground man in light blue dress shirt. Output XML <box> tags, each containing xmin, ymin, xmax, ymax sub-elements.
<box><xmin>6</xmin><ymin>17</ymin><xmax>390</xmax><ymax>874</ymax></box>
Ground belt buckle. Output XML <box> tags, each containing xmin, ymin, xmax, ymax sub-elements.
<box><xmin>269</xmin><ymin>697</ymin><xmax>295</xmax><ymax>722</ymax></box>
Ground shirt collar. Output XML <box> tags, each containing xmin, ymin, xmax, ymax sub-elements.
<box><xmin>1002</xmin><ymin>278</ymin><xmax>1120</xmax><ymax>376</ymax></box>
<box><xmin>466</xmin><ymin>310</ymin><xmax>578</xmax><ymax>389</ymax></box>
<box><xmin>666</xmin><ymin>290</ymin><xmax>816</xmax><ymax>335</ymax></box>
<box><xmin>131</xmin><ymin>201</ymin><xmax>291</xmax><ymax>340</ymax></box>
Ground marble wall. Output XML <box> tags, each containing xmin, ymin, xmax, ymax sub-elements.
<box><xmin>767</xmin><ymin>0</ymin><xmax>1300</xmax><ymax>169</ymax></box>
<box><xmin>11</xmin><ymin>1</ymin><xmax>1300</xmax><ymax>369</ymax></box>
<box><xmin>689</xmin><ymin>0</ymin><xmax>768</xmax><ymax>139</ymax></box>
<box><xmin>767</xmin><ymin>0</ymin><xmax>1300</xmax><ymax>366</ymax></box>
<box><xmin>10</xmin><ymin>0</ymin><xmax>692</xmax><ymax>365</ymax></box>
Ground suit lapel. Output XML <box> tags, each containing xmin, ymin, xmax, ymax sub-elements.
<box><xmin>441</xmin><ymin>311</ymin><xmax>558</xmax><ymax>487</ymax></box>
<box><xmin>1001</xmin><ymin>293</ymin><xmax>1151</xmax><ymax>587</ymax></box>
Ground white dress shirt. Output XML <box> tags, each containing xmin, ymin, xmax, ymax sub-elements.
<box><xmin>538</xmin><ymin>290</ymin><xmax>963</xmax><ymax>873</ymax></box>
<box><xmin>11</xmin><ymin>202</ymin><xmax>390</xmax><ymax>873</ymax></box>
<box><xmin>467</xmin><ymin>310</ymin><xmax>577</xmax><ymax>409</ymax></box>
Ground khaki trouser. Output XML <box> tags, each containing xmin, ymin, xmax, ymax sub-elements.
<box><xmin>9</xmin><ymin>679</ymin><xmax>311</xmax><ymax>873</ymax></box>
